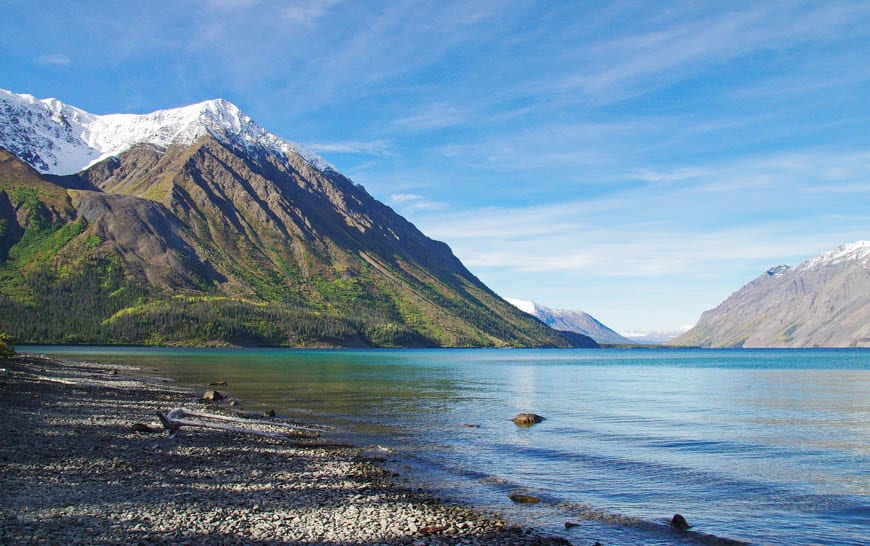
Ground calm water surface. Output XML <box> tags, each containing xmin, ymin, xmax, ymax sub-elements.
<box><xmin>28</xmin><ymin>347</ymin><xmax>869</xmax><ymax>545</ymax></box>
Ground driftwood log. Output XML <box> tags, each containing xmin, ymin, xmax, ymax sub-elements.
<box><xmin>156</xmin><ymin>408</ymin><xmax>323</xmax><ymax>439</ymax></box>
<box><xmin>153</xmin><ymin>408</ymin><xmax>352</xmax><ymax>448</ymax></box>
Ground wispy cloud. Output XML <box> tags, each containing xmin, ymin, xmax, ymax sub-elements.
<box><xmin>391</xmin><ymin>102</ymin><xmax>473</xmax><ymax>131</ymax></box>
<box><xmin>35</xmin><ymin>53</ymin><xmax>70</xmax><ymax>66</ymax></box>
<box><xmin>408</xmin><ymin>147</ymin><xmax>870</xmax><ymax>278</ymax></box>
<box><xmin>480</xmin><ymin>1</ymin><xmax>870</xmax><ymax>120</ymax></box>
<box><xmin>388</xmin><ymin>192</ymin><xmax>446</xmax><ymax>212</ymax></box>
<box><xmin>204</xmin><ymin>0</ymin><xmax>260</xmax><ymax>9</ymax></box>
<box><xmin>203</xmin><ymin>0</ymin><xmax>337</xmax><ymax>22</ymax></box>
<box><xmin>281</xmin><ymin>0</ymin><xmax>340</xmax><ymax>24</ymax></box>
<box><xmin>421</xmin><ymin>208</ymin><xmax>861</xmax><ymax>277</ymax></box>
<box><xmin>309</xmin><ymin>139</ymin><xmax>392</xmax><ymax>156</ymax></box>
<box><xmin>433</xmin><ymin>119</ymin><xmax>658</xmax><ymax>174</ymax></box>
<box><xmin>627</xmin><ymin>167</ymin><xmax>710</xmax><ymax>184</ymax></box>
<box><xmin>389</xmin><ymin>193</ymin><xmax>425</xmax><ymax>203</ymax></box>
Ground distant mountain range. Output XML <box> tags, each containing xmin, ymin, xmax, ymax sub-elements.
<box><xmin>0</xmin><ymin>88</ymin><xmax>595</xmax><ymax>348</ymax></box>
<box><xmin>619</xmin><ymin>329</ymin><xmax>689</xmax><ymax>345</ymax></box>
<box><xmin>505</xmin><ymin>298</ymin><xmax>633</xmax><ymax>344</ymax></box>
<box><xmin>672</xmin><ymin>242</ymin><xmax>870</xmax><ymax>348</ymax></box>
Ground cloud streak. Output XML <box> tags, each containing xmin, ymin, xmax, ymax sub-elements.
<box><xmin>510</xmin><ymin>2</ymin><xmax>870</xmax><ymax>105</ymax></box>
<box><xmin>35</xmin><ymin>53</ymin><xmax>71</xmax><ymax>66</ymax></box>
<box><xmin>309</xmin><ymin>139</ymin><xmax>392</xmax><ymax>156</ymax></box>
<box><xmin>403</xmin><ymin>148</ymin><xmax>870</xmax><ymax>279</ymax></box>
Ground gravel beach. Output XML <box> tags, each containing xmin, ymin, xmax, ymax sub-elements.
<box><xmin>0</xmin><ymin>354</ymin><xmax>575</xmax><ymax>546</ymax></box>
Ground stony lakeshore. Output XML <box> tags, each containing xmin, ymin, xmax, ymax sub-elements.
<box><xmin>0</xmin><ymin>354</ymin><xmax>577</xmax><ymax>546</ymax></box>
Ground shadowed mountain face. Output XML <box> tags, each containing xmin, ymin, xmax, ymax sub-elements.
<box><xmin>0</xmin><ymin>143</ymin><xmax>594</xmax><ymax>348</ymax></box>
<box><xmin>672</xmin><ymin>244</ymin><xmax>870</xmax><ymax>348</ymax></box>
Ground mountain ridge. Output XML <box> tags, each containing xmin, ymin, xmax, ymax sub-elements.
<box><xmin>0</xmin><ymin>90</ymin><xmax>595</xmax><ymax>348</ymax></box>
<box><xmin>0</xmin><ymin>89</ymin><xmax>332</xmax><ymax>176</ymax></box>
<box><xmin>505</xmin><ymin>298</ymin><xmax>632</xmax><ymax>344</ymax></box>
<box><xmin>672</xmin><ymin>241</ymin><xmax>870</xmax><ymax>348</ymax></box>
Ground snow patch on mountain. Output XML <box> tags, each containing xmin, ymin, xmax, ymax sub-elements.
<box><xmin>505</xmin><ymin>298</ymin><xmax>537</xmax><ymax>315</ymax></box>
<box><xmin>794</xmin><ymin>241</ymin><xmax>870</xmax><ymax>272</ymax></box>
<box><xmin>0</xmin><ymin>88</ymin><xmax>333</xmax><ymax>175</ymax></box>
<box><xmin>766</xmin><ymin>264</ymin><xmax>791</xmax><ymax>277</ymax></box>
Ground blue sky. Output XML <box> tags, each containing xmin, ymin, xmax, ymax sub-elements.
<box><xmin>2</xmin><ymin>0</ymin><xmax>869</xmax><ymax>332</ymax></box>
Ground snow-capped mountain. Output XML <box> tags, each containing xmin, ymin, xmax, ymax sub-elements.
<box><xmin>506</xmin><ymin>298</ymin><xmax>633</xmax><ymax>344</ymax></box>
<box><xmin>0</xmin><ymin>88</ymin><xmax>332</xmax><ymax>175</ymax></box>
<box><xmin>794</xmin><ymin>241</ymin><xmax>870</xmax><ymax>272</ymax></box>
<box><xmin>673</xmin><ymin>241</ymin><xmax>870</xmax><ymax>348</ymax></box>
<box><xmin>0</xmin><ymin>88</ymin><xmax>594</xmax><ymax>348</ymax></box>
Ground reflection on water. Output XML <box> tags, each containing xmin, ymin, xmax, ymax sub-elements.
<box><xmin>28</xmin><ymin>347</ymin><xmax>870</xmax><ymax>545</ymax></box>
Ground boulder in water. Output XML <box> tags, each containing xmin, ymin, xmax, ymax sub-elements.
<box><xmin>511</xmin><ymin>413</ymin><xmax>544</xmax><ymax>426</ymax></box>
<box><xmin>508</xmin><ymin>494</ymin><xmax>541</xmax><ymax>504</ymax></box>
<box><xmin>670</xmin><ymin>514</ymin><xmax>691</xmax><ymax>530</ymax></box>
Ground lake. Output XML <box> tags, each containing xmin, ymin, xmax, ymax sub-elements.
<box><xmin>26</xmin><ymin>347</ymin><xmax>869</xmax><ymax>545</ymax></box>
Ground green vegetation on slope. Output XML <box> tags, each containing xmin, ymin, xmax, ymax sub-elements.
<box><xmin>0</xmin><ymin>332</ymin><xmax>14</xmax><ymax>358</ymax></box>
<box><xmin>0</xmin><ymin>145</ymin><xmax>595</xmax><ymax>348</ymax></box>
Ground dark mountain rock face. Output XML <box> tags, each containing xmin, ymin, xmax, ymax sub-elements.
<box><xmin>0</xmin><ymin>142</ymin><xmax>594</xmax><ymax>348</ymax></box>
<box><xmin>672</xmin><ymin>243</ymin><xmax>870</xmax><ymax>348</ymax></box>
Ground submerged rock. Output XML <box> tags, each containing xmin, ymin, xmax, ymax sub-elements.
<box><xmin>670</xmin><ymin>514</ymin><xmax>691</xmax><ymax>530</ymax></box>
<box><xmin>508</xmin><ymin>494</ymin><xmax>541</xmax><ymax>504</ymax></box>
<box><xmin>511</xmin><ymin>413</ymin><xmax>544</xmax><ymax>426</ymax></box>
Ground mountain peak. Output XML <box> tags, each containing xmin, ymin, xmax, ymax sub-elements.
<box><xmin>766</xmin><ymin>264</ymin><xmax>790</xmax><ymax>276</ymax></box>
<box><xmin>0</xmin><ymin>88</ymin><xmax>333</xmax><ymax>175</ymax></box>
<box><xmin>795</xmin><ymin>241</ymin><xmax>870</xmax><ymax>272</ymax></box>
<box><xmin>506</xmin><ymin>297</ymin><xmax>632</xmax><ymax>344</ymax></box>
<box><xmin>1</xmin><ymin>88</ymin><xmax>595</xmax><ymax>348</ymax></box>
<box><xmin>673</xmin><ymin>240</ymin><xmax>870</xmax><ymax>348</ymax></box>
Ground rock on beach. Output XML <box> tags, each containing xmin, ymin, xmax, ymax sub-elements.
<box><xmin>202</xmin><ymin>389</ymin><xmax>224</xmax><ymax>401</ymax></box>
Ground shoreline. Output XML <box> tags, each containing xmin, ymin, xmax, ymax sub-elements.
<box><xmin>0</xmin><ymin>354</ymin><xmax>574</xmax><ymax>545</ymax></box>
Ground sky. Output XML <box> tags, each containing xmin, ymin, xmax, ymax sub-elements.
<box><xmin>2</xmin><ymin>0</ymin><xmax>869</xmax><ymax>333</ymax></box>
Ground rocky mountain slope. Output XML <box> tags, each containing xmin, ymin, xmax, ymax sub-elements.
<box><xmin>505</xmin><ymin>298</ymin><xmax>632</xmax><ymax>344</ymax></box>
<box><xmin>671</xmin><ymin>242</ymin><xmax>870</xmax><ymax>348</ymax></box>
<box><xmin>0</xmin><ymin>89</ymin><xmax>595</xmax><ymax>348</ymax></box>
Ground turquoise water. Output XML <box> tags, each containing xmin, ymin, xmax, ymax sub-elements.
<box><xmin>27</xmin><ymin>347</ymin><xmax>869</xmax><ymax>545</ymax></box>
